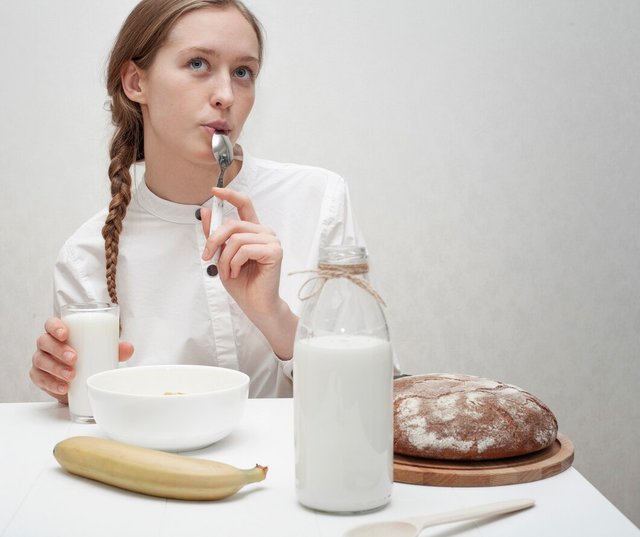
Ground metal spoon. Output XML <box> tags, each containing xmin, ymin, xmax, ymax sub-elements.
<box><xmin>342</xmin><ymin>498</ymin><xmax>534</xmax><ymax>537</ymax></box>
<box><xmin>209</xmin><ymin>133</ymin><xmax>234</xmax><ymax>266</ymax></box>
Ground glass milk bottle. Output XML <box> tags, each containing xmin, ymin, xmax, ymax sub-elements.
<box><xmin>293</xmin><ymin>245</ymin><xmax>393</xmax><ymax>513</ymax></box>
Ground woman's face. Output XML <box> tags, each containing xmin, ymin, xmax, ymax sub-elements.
<box><xmin>137</xmin><ymin>6</ymin><xmax>260</xmax><ymax>167</ymax></box>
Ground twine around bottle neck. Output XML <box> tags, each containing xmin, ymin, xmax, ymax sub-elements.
<box><xmin>289</xmin><ymin>262</ymin><xmax>386</xmax><ymax>307</ymax></box>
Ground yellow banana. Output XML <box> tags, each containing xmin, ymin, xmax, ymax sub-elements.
<box><xmin>53</xmin><ymin>436</ymin><xmax>267</xmax><ymax>500</ymax></box>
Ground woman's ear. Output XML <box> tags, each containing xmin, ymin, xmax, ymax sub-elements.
<box><xmin>121</xmin><ymin>61</ymin><xmax>147</xmax><ymax>104</ymax></box>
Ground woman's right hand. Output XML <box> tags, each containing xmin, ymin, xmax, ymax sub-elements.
<box><xmin>29</xmin><ymin>317</ymin><xmax>134</xmax><ymax>404</ymax></box>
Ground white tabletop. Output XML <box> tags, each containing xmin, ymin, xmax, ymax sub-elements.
<box><xmin>1</xmin><ymin>400</ymin><xmax>638</xmax><ymax>537</ymax></box>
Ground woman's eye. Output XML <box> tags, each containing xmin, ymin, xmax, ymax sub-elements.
<box><xmin>234</xmin><ymin>67</ymin><xmax>253</xmax><ymax>80</ymax></box>
<box><xmin>189</xmin><ymin>57</ymin><xmax>208</xmax><ymax>71</ymax></box>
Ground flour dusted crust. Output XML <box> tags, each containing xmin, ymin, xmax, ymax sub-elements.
<box><xmin>394</xmin><ymin>374</ymin><xmax>558</xmax><ymax>460</ymax></box>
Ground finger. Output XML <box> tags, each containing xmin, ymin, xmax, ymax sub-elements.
<box><xmin>217</xmin><ymin>233</ymin><xmax>277</xmax><ymax>279</ymax></box>
<box><xmin>119</xmin><ymin>342</ymin><xmax>134</xmax><ymax>362</ymax></box>
<box><xmin>43</xmin><ymin>387</ymin><xmax>68</xmax><ymax>404</ymax></box>
<box><xmin>29</xmin><ymin>365</ymin><xmax>69</xmax><ymax>399</ymax></box>
<box><xmin>31</xmin><ymin>350</ymin><xmax>74</xmax><ymax>384</ymax></box>
<box><xmin>211</xmin><ymin>187</ymin><xmax>260</xmax><ymax>224</ymax></box>
<box><xmin>202</xmin><ymin>220</ymin><xmax>273</xmax><ymax>261</ymax></box>
<box><xmin>228</xmin><ymin>243</ymin><xmax>283</xmax><ymax>279</ymax></box>
<box><xmin>200</xmin><ymin>206</ymin><xmax>213</xmax><ymax>238</ymax></box>
<box><xmin>44</xmin><ymin>317</ymin><xmax>68</xmax><ymax>342</ymax></box>
<box><xmin>37</xmin><ymin>332</ymin><xmax>76</xmax><ymax>366</ymax></box>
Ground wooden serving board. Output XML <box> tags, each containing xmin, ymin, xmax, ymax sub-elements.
<box><xmin>394</xmin><ymin>433</ymin><xmax>574</xmax><ymax>487</ymax></box>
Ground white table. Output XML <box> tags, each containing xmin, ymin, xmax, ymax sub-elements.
<box><xmin>1</xmin><ymin>400</ymin><xmax>638</xmax><ymax>537</ymax></box>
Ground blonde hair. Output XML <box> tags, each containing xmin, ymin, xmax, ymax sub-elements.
<box><xmin>102</xmin><ymin>0</ymin><xmax>264</xmax><ymax>305</ymax></box>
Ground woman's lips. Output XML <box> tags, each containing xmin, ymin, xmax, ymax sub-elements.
<box><xmin>202</xmin><ymin>125</ymin><xmax>231</xmax><ymax>137</ymax></box>
<box><xmin>202</xmin><ymin>120</ymin><xmax>231</xmax><ymax>138</ymax></box>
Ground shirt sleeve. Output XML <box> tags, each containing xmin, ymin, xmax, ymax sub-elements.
<box><xmin>52</xmin><ymin>216</ymin><xmax>110</xmax><ymax>317</ymax></box>
<box><xmin>319</xmin><ymin>172</ymin><xmax>366</xmax><ymax>250</ymax></box>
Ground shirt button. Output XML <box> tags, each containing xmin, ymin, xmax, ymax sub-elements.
<box><xmin>207</xmin><ymin>264</ymin><xmax>218</xmax><ymax>277</ymax></box>
<box><xmin>195</xmin><ymin>208</ymin><xmax>202</xmax><ymax>221</ymax></box>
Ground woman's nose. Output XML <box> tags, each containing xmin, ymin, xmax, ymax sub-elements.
<box><xmin>210</xmin><ymin>75</ymin><xmax>234</xmax><ymax>109</ymax></box>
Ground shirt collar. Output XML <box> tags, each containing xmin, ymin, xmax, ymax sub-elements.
<box><xmin>134</xmin><ymin>149</ymin><xmax>256</xmax><ymax>224</ymax></box>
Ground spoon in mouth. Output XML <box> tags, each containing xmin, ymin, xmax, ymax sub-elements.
<box><xmin>212</xmin><ymin>133</ymin><xmax>234</xmax><ymax>187</ymax></box>
<box><xmin>342</xmin><ymin>498</ymin><xmax>534</xmax><ymax>537</ymax></box>
<box><xmin>209</xmin><ymin>133</ymin><xmax>234</xmax><ymax>267</ymax></box>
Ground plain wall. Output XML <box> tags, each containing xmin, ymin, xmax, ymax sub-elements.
<box><xmin>1</xmin><ymin>0</ymin><xmax>638</xmax><ymax>527</ymax></box>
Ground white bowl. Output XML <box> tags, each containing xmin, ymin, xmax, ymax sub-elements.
<box><xmin>87</xmin><ymin>365</ymin><xmax>249</xmax><ymax>451</ymax></box>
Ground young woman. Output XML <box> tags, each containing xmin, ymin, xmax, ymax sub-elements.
<box><xmin>29</xmin><ymin>0</ymin><xmax>363</xmax><ymax>399</ymax></box>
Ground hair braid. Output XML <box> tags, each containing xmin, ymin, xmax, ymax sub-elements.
<box><xmin>102</xmin><ymin>131</ymin><xmax>136</xmax><ymax>304</ymax></box>
<box><xmin>101</xmin><ymin>90</ymin><xmax>143</xmax><ymax>305</ymax></box>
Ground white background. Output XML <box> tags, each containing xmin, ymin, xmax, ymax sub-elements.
<box><xmin>1</xmin><ymin>0</ymin><xmax>638</xmax><ymax>527</ymax></box>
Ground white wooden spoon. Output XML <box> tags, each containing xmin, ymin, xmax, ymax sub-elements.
<box><xmin>342</xmin><ymin>498</ymin><xmax>534</xmax><ymax>537</ymax></box>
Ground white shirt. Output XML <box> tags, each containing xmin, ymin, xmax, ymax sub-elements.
<box><xmin>53</xmin><ymin>151</ymin><xmax>364</xmax><ymax>398</ymax></box>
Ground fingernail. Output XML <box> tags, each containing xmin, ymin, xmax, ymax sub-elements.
<box><xmin>58</xmin><ymin>383</ymin><xmax>67</xmax><ymax>394</ymax></box>
<box><xmin>55</xmin><ymin>328</ymin><xmax>64</xmax><ymax>339</ymax></box>
<box><xmin>63</xmin><ymin>351</ymin><xmax>74</xmax><ymax>365</ymax></box>
<box><xmin>61</xmin><ymin>369</ymin><xmax>71</xmax><ymax>380</ymax></box>
<box><xmin>202</xmin><ymin>247</ymin><xmax>211</xmax><ymax>260</ymax></box>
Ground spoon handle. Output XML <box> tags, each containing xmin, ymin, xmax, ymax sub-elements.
<box><xmin>406</xmin><ymin>498</ymin><xmax>534</xmax><ymax>530</ymax></box>
<box><xmin>209</xmin><ymin>195</ymin><xmax>224</xmax><ymax>265</ymax></box>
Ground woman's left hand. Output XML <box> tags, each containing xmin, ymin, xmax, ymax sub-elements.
<box><xmin>200</xmin><ymin>187</ymin><xmax>297</xmax><ymax>358</ymax></box>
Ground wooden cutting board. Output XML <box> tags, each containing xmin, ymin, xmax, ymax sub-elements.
<box><xmin>394</xmin><ymin>433</ymin><xmax>574</xmax><ymax>487</ymax></box>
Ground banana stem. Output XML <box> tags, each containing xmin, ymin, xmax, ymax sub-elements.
<box><xmin>245</xmin><ymin>464</ymin><xmax>268</xmax><ymax>483</ymax></box>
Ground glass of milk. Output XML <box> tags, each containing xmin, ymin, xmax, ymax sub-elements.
<box><xmin>60</xmin><ymin>303</ymin><xmax>119</xmax><ymax>423</ymax></box>
<box><xmin>293</xmin><ymin>246</ymin><xmax>394</xmax><ymax>513</ymax></box>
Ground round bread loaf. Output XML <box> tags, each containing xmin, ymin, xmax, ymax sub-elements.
<box><xmin>394</xmin><ymin>374</ymin><xmax>557</xmax><ymax>460</ymax></box>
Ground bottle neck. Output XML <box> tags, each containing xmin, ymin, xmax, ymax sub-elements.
<box><xmin>318</xmin><ymin>245</ymin><xmax>368</xmax><ymax>270</ymax></box>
